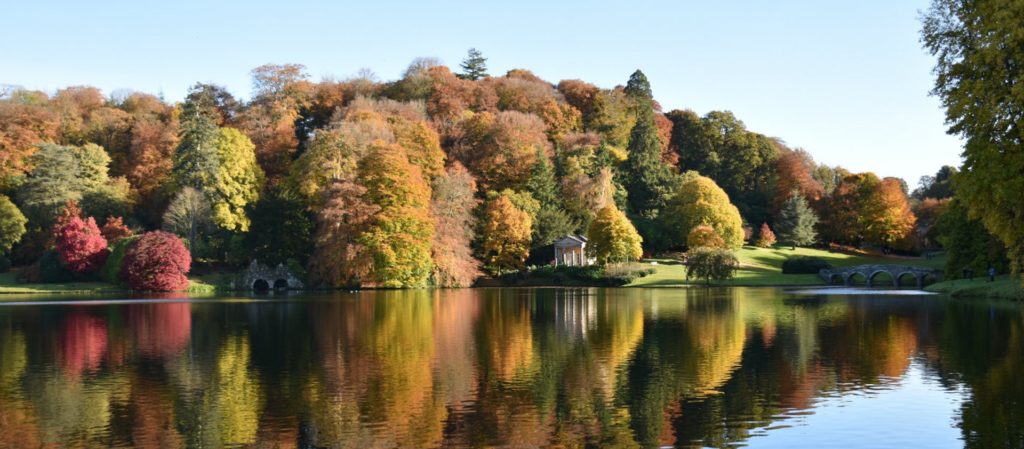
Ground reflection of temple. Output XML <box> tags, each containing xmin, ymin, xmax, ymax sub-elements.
<box><xmin>551</xmin><ymin>289</ymin><xmax>597</xmax><ymax>340</ymax></box>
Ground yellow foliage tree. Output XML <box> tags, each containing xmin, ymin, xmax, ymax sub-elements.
<box><xmin>481</xmin><ymin>194</ymin><xmax>532</xmax><ymax>273</ymax></box>
<box><xmin>210</xmin><ymin>128</ymin><xmax>264</xmax><ymax>231</ymax></box>
<box><xmin>665</xmin><ymin>175</ymin><xmax>745</xmax><ymax>249</ymax></box>
<box><xmin>687</xmin><ymin>224</ymin><xmax>727</xmax><ymax>249</ymax></box>
<box><xmin>586</xmin><ymin>205</ymin><xmax>643</xmax><ymax>264</ymax></box>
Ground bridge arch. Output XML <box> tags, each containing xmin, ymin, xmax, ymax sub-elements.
<box><xmin>273</xmin><ymin>279</ymin><xmax>289</xmax><ymax>290</ymax></box>
<box><xmin>846</xmin><ymin>272</ymin><xmax>868</xmax><ymax>286</ymax></box>
<box><xmin>895</xmin><ymin>272</ymin><xmax>921</xmax><ymax>288</ymax></box>
<box><xmin>253</xmin><ymin>279</ymin><xmax>270</xmax><ymax>292</ymax></box>
<box><xmin>869</xmin><ymin>271</ymin><xmax>895</xmax><ymax>287</ymax></box>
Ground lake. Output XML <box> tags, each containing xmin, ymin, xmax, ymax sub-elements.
<box><xmin>0</xmin><ymin>288</ymin><xmax>1021</xmax><ymax>448</ymax></box>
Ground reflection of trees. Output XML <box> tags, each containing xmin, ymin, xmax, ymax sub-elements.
<box><xmin>127</xmin><ymin>303</ymin><xmax>192</xmax><ymax>358</ymax></box>
<box><xmin>305</xmin><ymin>290</ymin><xmax>449</xmax><ymax>448</ymax></box>
<box><xmin>0</xmin><ymin>329</ymin><xmax>43</xmax><ymax>448</ymax></box>
<box><xmin>623</xmin><ymin>292</ymin><xmax>747</xmax><ymax>448</ymax></box>
<box><xmin>937</xmin><ymin>302</ymin><xmax>1024</xmax><ymax>448</ymax></box>
<box><xmin>59</xmin><ymin>310</ymin><xmax>108</xmax><ymax>378</ymax></box>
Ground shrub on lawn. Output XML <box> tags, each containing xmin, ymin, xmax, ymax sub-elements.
<box><xmin>120</xmin><ymin>231</ymin><xmax>191</xmax><ymax>291</ymax></box>
<box><xmin>686</xmin><ymin>248</ymin><xmax>739</xmax><ymax>284</ymax></box>
<box><xmin>99</xmin><ymin>235</ymin><xmax>141</xmax><ymax>284</ymax></box>
<box><xmin>781</xmin><ymin>256</ymin><xmax>832</xmax><ymax>274</ymax></box>
<box><xmin>38</xmin><ymin>249</ymin><xmax>75</xmax><ymax>283</ymax></box>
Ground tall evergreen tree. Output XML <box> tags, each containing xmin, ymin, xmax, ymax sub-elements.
<box><xmin>458</xmin><ymin>48</ymin><xmax>489</xmax><ymax>80</ymax></box>
<box><xmin>173</xmin><ymin>110</ymin><xmax>220</xmax><ymax>192</ymax></box>
<box><xmin>624</xmin><ymin>69</ymin><xmax>653</xmax><ymax>101</ymax></box>
<box><xmin>527</xmin><ymin>148</ymin><xmax>577</xmax><ymax>246</ymax></box>
<box><xmin>775</xmin><ymin>190</ymin><xmax>819</xmax><ymax>249</ymax></box>
<box><xmin>622</xmin><ymin>106</ymin><xmax>676</xmax><ymax>218</ymax></box>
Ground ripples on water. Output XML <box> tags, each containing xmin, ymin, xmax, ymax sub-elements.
<box><xmin>0</xmin><ymin>288</ymin><xmax>1021</xmax><ymax>448</ymax></box>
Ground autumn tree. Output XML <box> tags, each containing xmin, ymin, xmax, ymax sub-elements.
<box><xmin>55</xmin><ymin>216</ymin><xmax>109</xmax><ymax>274</ymax></box>
<box><xmin>687</xmin><ymin>224</ymin><xmax>727</xmax><ymax>249</ymax></box>
<box><xmin>450</xmin><ymin>111</ymin><xmax>550</xmax><ymax>192</ymax></box>
<box><xmin>867</xmin><ymin>178</ymin><xmax>917</xmax><ymax>250</ymax></box>
<box><xmin>586</xmin><ymin>204</ymin><xmax>643</xmax><ymax>264</ymax></box>
<box><xmin>237</xmin><ymin>64</ymin><xmax>311</xmax><ymax>180</ymax></box>
<box><xmin>430</xmin><ymin>163</ymin><xmax>482</xmax><ymax>287</ymax></box>
<box><xmin>208</xmin><ymin>128</ymin><xmax>264</xmax><ymax>231</ymax></box>
<box><xmin>754</xmin><ymin>223</ymin><xmax>777</xmax><ymax>248</ymax></box>
<box><xmin>664</xmin><ymin>175</ymin><xmax>745</xmax><ymax>249</ymax></box>
<box><xmin>481</xmin><ymin>193</ymin><xmax>533</xmax><ymax>273</ymax></box>
<box><xmin>357</xmin><ymin>143</ymin><xmax>434</xmax><ymax>288</ymax></box>
<box><xmin>0</xmin><ymin>89</ymin><xmax>59</xmax><ymax>187</ymax></box>
<box><xmin>100</xmin><ymin>216</ymin><xmax>133</xmax><ymax>243</ymax></box>
<box><xmin>773</xmin><ymin>148</ymin><xmax>824</xmax><ymax>210</ymax></box>
<box><xmin>775</xmin><ymin>191</ymin><xmax>819</xmax><ymax>249</ymax></box>
<box><xmin>310</xmin><ymin>180</ymin><xmax>378</xmax><ymax>287</ymax></box>
<box><xmin>922</xmin><ymin>0</ymin><xmax>1024</xmax><ymax>270</ymax></box>
<box><xmin>817</xmin><ymin>173</ymin><xmax>879</xmax><ymax>246</ymax></box>
<box><xmin>0</xmin><ymin>195</ymin><xmax>27</xmax><ymax>255</ymax></box>
<box><xmin>458</xmin><ymin>48</ymin><xmax>489</xmax><ymax>80</ymax></box>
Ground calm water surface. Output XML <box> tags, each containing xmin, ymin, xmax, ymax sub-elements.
<box><xmin>0</xmin><ymin>288</ymin><xmax>1021</xmax><ymax>448</ymax></box>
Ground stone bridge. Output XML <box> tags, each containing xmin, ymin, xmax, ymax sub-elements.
<box><xmin>818</xmin><ymin>264</ymin><xmax>942</xmax><ymax>289</ymax></box>
<box><xmin>238</xmin><ymin>260</ymin><xmax>305</xmax><ymax>292</ymax></box>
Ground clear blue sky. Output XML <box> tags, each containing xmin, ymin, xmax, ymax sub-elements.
<box><xmin>0</xmin><ymin>0</ymin><xmax>960</xmax><ymax>185</ymax></box>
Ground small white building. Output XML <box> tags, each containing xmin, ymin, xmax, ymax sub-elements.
<box><xmin>553</xmin><ymin>235</ymin><xmax>594</xmax><ymax>267</ymax></box>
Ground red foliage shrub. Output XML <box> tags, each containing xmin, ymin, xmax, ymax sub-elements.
<box><xmin>119</xmin><ymin>231</ymin><xmax>192</xmax><ymax>291</ymax></box>
<box><xmin>55</xmin><ymin>216</ymin><xmax>109</xmax><ymax>274</ymax></box>
<box><xmin>100</xmin><ymin>216</ymin><xmax>134</xmax><ymax>243</ymax></box>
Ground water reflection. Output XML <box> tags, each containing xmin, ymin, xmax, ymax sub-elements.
<box><xmin>0</xmin><ymin>288</ymin><xmax>1021</xmax><ymax>448</ymax></box>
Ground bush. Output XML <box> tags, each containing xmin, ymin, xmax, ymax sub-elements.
<box><xmin>38</xmin><ymin>249</ymin><xmax>75</xmax><ymax>283</ymax></box>
<box><xmin>781</xmin><ymin>256</ymin><xmax>833</xmax><ymax>274</ymax></box>
<box><xmin>99</xmin><ymin>235</ymin><xmax>141</xmax><ymax>284</ymax></box>
<box><xmin>754</xmin><ymin>223</ymin><xmax>776</xmax><ymax>248</ymax></box>
<box><xmin>100</xmin><ymin>216</ymin><xmax>134</xmax><ymax>243</ymax></box>
<box><xmin>55</xmin><ymin>216</ymin><xmax>109</xmax><ymax>274</ymax></box>
<box><xmin>120</xmin><ymin>231</ymin><xmax>192</xmax><ymax>291</ymax></box>
<box><xmin>686</xmin><ymin>248</ymin><xmax>739</xmax><ymax>284</ymax></box>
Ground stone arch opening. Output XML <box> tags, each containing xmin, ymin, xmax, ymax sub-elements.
<box><xmin>847</xmin><ymin>272</ymin><xmax>868</xmax><ymax>286</ymax></box>
<box><xmin>922</xmin><ymin>273</ymin><xmax>939</xmax><ymax>287</ymax></box>
<box><xmin>829</xmin><ymin>273</ymin><xmax>844</xmax><ymax>285</ymax></box>
<box><xmin>896</xmin><ymin>272</ymin><xmax>919</xmax><ymax>288</ymax></box>
<box><xmin>869</xmin><ymin>271</ymin><xmax>895</xmax><ymax>287</ymax></box>
<box><xmin>253</xmin><ymin>279</ymin><xmax>270</xmax><ymax>292</ymax></box>
<box><xmin>273</xmin><ymin>279</ymin><xmax>289</xmax><ymax>290</ymax></box>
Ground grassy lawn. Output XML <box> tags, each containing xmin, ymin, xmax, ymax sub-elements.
<box><xmin>628</xmin><ymin>246</ymin><xmax>947</xmax><ymax>287</ymax></box>
<box><xmin>925</xmin><ymin>275</ymin><xmax>1023</xmax><ymax>300</ymax></box>
<box><xmin>0</xmin><ymin>271</ymin><xmax>235</xmax><ymax>296</ymax></box>
<box><xmin>0</xmin><ymin>272</ymin><xmax>123</xmax><ymax>295</ymax></box>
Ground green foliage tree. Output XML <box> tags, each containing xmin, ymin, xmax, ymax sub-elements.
<box><xmin>936</xmin><ymin>199</ymin><xmax>1009</xmax><ymax>279</ymax></box>
<box><xmin>0</xmin><ymin>194</ymin><xmax>27</xmax><ymax>255</ymax></box>
<box><xmin>173</xmin><ymin>109</ymin><xmax>220</xmax><ymax>192</ymax></box>
<box><xmin>667</xmin><ymin>109</ymin><xmax>779</xmax><ymax>224</ymax></box>
<box><xmin>775</xmin><ymin>190</ymin><xmax>819</xmax><ymax>249</ymax></box>
<box><xmin>623</xmin><ymin>69</ymin><xmax>653</xmax><ymax>101</ymax></box>
<box><xmin>622</xmin><ymin>103</ymin><xmax>676</xmax><ymax>218</ymax></box>
<box><xmin>356</xmin><ymin>143</ymin><xmax>434</xmax><ymax>288</ymax></box>
<box><xmin>240</xmin><ymin>188</ymin><xmax>313</xmax><ymax>267</ymax></box>
<box><xmin>686</xmin><ymin>248</ymin><xmax>739</xmax><ymax>285</ymax></box>
<box><xmin>527</xmin><ymin>148</ymin><xmax>577</xmax><ymax>246</ymax></box>
<box><xmin>458</xmin><ymin>48</ymin><xmax>489</xmax><ymax>80</ymax></box>
<box><xmin>586</xmin><ymin>204</ymin><xmax>643</xmax><ymax>264</ymax></box>
<box><xmin>664</xmin><ymin>175</ymin><xmax>744</xmax><ymax>249</ymax></box>
<box><xmin>922</xmin><ymin>0</ymin><xmax>1024</xmax><ymax>272</ymax></box>
<box><xmin>912</xmin><ymin>165</ymin><xmax>958</xmax><ymax>200</ymax></box>
<box><xmin>17</xmin><ymin>143</ymin><xmax>116</xmax><ymax>225</ymax></box>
